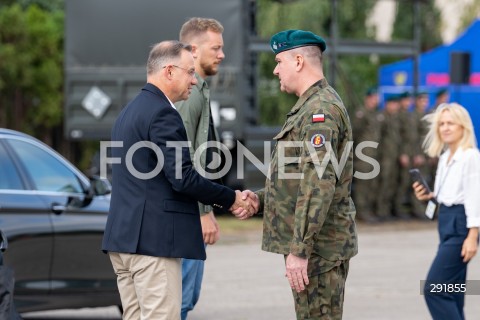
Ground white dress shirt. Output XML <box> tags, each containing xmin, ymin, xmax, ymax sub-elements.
<box><xmin>166</xmin><ymin>97</ymin><xmax>177</xmax><ymax>110</ymax></box>
<box><xmin>434</xmin><ymin>147</ymin><xmax>480</xmax><ymax>228</ymax></box>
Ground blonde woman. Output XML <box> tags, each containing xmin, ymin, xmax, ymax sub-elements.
<box><xmin>413</xmin><ymin>103</ymin><xmax>480</xmax><ymax>320</ymax></box>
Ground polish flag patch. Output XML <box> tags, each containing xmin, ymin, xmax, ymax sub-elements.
<box><xmin>312</xmin><ymin>113</ymin><xmax>325</xmax><ymax>123</ymax></box>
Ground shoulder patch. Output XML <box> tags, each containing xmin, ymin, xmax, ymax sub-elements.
<box><xmin>356</xmin><ymin>110</ymin><xmax>364</xmax><ymax>118</ymax></box>
<box><xmin>310</xmin><ymin>133</ymin><xmax>326</xmax><ymax>148</ymax></box>
<box><xmin>312</xmin><ymin>113</ymin><xmax>325</xmax><ymax>123</ymax></box>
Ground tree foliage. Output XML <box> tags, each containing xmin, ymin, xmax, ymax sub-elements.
<box><xmin>0</xmin><ymin>4</ymin><xmax>64</xmax><ymax>137</ymax></box>
<box><xmin>391</xmin><ymin>0</ymin><xmax>442</xmax><ymax>51</ymax></box>
<box><xmin>459</xmin><ymin>0</ymin><xmax>480</xmax><ymax>32</ymax></box>
<box><xmin>255</xmin><ymin>0</ymin><xmax>378</xmax><ymax>125</ymax></box>
<box><xmin>0</xmin><ymin>0</ymin><xmax>64</xmax><ymax>11</ymax></box>
<box><xmin>255</xmin><ymin>0</ymin><xmax>448</xmax><ymax>126</ymax></box>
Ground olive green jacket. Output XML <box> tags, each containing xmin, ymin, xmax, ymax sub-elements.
<box><xmin>176</xmin><ymin>74</ymin><xmax>220</xmax><ymax>215</ymax></box>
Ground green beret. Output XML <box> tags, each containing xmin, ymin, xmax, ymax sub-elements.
<box><xmin>366</xmin><ymin>86</ymin><xmax>377</xmax><ymax>96</ymax></box>
<box><xmin>270</xmin><ymin>29</ymin><xmax>326</xmax><ymax>54</ymax></box>
<box><xmin>385</xmin><ymin>94</ymin><xmax>400</xmax><ymax>102</ymax></box>
<box><xmin>436</xmin><ymin>88</ymin><xmax>448</xmax><ymax>97</ymax></box>
<box><xmin>414</xmin><ymin>90</ymin><xmax>428</xmax><ymax>98</ymax></box>
<box><xmin>399</xmin><ymin>91</ymin><xmax>411</xmax><ymax>99</ymax></box>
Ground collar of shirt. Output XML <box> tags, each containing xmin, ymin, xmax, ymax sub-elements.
<box><xmin>165</xmin><ymin>95</ymin><xmax>176</xmax><ymax>110</ymax></box>
<box><xmin>194</xmin><ymin>72</ymin><xmax>207</xmax><ymax>89</ymax></box>
<box><xmin>287</xmin><ymin>78</ymin><xmax>328</xmax><ymax>116</ymax></box>
<box><xmin>435</xmin><ymin>147</ymin><xmax>464</xmax><ymax>192</ymax></box>
<box><xmin>445</xmin><ymin>146</ymin><xmax>464</xmax><ymax>165</ymax></box>
<box><xmin>143</xmin><ymin>83</ymin><xmax>177</xmax><ymax>109</ymax></box>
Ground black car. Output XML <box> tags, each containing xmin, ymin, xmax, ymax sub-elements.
<box><xmin>0</xmin><ymin>128</ymin><xmax>120</xmax><ymax>313</ymax></box>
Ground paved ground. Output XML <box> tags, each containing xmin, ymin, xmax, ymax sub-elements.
<box><xmin>22</xmin><ymin>219</ymin><xmax>480</xmax><ymax>319</ymax></box>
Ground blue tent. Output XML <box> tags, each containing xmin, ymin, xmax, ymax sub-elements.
<box><xmin>379</xmin><ymin>18</ymin><xmax>480</xmax><ymax>141</ymax></box>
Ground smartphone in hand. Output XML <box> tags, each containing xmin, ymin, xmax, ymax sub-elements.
<box><xmin>409</xmin><ymin>168</ymin><xmax>432</xmax><ymax>193</ymax></box>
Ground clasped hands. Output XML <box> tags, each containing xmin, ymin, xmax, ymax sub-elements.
<box><xmin>229</xmin><ymin>190</ymin><xmax>260</xmax><ymax>220</ymax></box>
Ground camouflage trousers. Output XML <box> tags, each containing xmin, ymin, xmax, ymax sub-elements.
<box><xmin>291</xmin><ymin>260</ymin><xmax>350</xmax><ymax>320</ymax></box>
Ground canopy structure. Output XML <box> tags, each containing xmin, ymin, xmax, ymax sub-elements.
<box><xmin>379</xmin><ymin>19</ymin><xmax>480</xmax><ymax>141</ymax></box>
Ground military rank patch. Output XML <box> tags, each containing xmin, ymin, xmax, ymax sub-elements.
<box><xmin>310</xmin><ymin>133</ymin><xmax>326</xmax><ymax>148</ymax></box>
<box><xmin>312</xmin><ymin>113</ymin><xmax>325</xmax><ymax>123</ymax></box>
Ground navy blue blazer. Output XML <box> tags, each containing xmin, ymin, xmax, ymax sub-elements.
<box><xmin>102</xmin><ymin>83</ymin><xmax>235</xmax><ymax>260</ymax></box>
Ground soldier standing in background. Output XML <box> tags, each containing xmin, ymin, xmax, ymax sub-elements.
<box><xmin>395</xmin><ymin>91</ymin><xmax>415</xmax><ymax>219</ymax></box>
<box><xmin>411</xmin><ymin>91</ymin><xmax>430</xmax><ymax>216</ymax></box>
<box><xmin>433</xmin><ymin>87</ymin><xmax>449</xmax><ymax>110</ymax></box>
<box><xmin>429</xmin><ymin>89</ymin><xmax>444</xmax><ymax>184</ymax></box>
<box><xmin>376</xmin><ymin>95</ymin><xmax>401</xmax><ymax>220</ymax></box>
<box><xmin>352</xmin><ymin>87</ymin><xmax>383</xmax><ymax>223</ymax></box>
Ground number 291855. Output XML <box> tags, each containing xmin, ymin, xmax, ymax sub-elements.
<box><xmin>429</xmin><ymin>283</ymin><xmax>466</xmax><ymax>293</ymax></box>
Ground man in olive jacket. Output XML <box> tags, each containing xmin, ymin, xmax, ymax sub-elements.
<box><xmin>175</xmin><ymin>17</ymin><xmax>226</xmax><ymax>320</ymax></box>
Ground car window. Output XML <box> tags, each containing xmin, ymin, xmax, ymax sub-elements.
<box><xmin>0</xmin><ymin>142</ymin><xmax>24</xmax><ymax>190</ymax></box>
<box><xmin>7</xmin><ymin>139</ymin><xmax>84</xmax><ymax>193</ymax></box>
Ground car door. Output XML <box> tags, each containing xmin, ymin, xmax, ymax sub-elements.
<box><xmin>0</xmin><ymin>139</ymin><xmax>54</xmax><ymax>296</ymax></box>
<box><xmin>5</xmin><ymin>137</ymin><xmax>115</xmax><ymax>295</ymax></box>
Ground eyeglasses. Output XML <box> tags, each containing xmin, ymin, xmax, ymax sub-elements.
<box><xmin>163</xmin><ymin>65</ymin><xmax>196</xmax><ymax>77</ymax></box>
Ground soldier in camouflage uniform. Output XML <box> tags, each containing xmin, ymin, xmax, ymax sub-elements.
<box><xmin>395</xmin><ymin>91</ymin><xmax>416</xmax><ymax>218</ymax></box>
<box><xmin>376</xmin><ymin>95</ymin><xmax>401</xmax><ymax>220</ymax></box>
<box><xmin>351</xmin><ymin>87</ymin><xmax>383</xmax><ymax>223</ymax></box>
<box><xmin>433</xmin><ymin>87</ymin><xmax>449</xmax><ymax>110</ymax></box>
<box><xmin>411</xmin><ymin>92</ymin><xmax>430</xmax><ymax>215</ymax></box>
<box><xmin>244</xmin><ymin>30</ymin><xmax>358</xmax><ymax>320</ymax></box>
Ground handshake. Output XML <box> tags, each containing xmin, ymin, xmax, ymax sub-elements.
<box><xmin>229</xmin><ymin>190</ymin><xmax>260</xmax><ymax>220</ymax></box>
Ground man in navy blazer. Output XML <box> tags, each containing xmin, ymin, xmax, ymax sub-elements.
<box><xmin>102</xmin><ymin>41</ymin><xmax>253</xmax><ymax>320</ymax></box>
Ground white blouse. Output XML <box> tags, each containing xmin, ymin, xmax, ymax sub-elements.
<box><xmin>434</xmin><ymin>147</ymin><xmax>480</xmax><ymax>228</ymax></box>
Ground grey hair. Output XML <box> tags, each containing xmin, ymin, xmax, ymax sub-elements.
<box><xmin>146</xmin><ymin>41</ymin><xmax>192</xmax><ymax>75</ymax></box>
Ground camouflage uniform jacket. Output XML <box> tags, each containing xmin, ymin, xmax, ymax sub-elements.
<box><xmin>352</xmin><ymin>106</ymin><xmax>383</xmax><ymax>162</ymax></box>
<box><xmin>378</xmin><ymin>111</ymin><xmax>401</xmax><ymax>162</ymax></box>
<box><xmin>411</xmin><ymin>109</ymin><xmax>427</xmax><ymax>156</ymax></box>
<box><xmin>257</xmin><ymin>78</ymin><xmax>358</xmax><ymax>275</ymax></box>
<box><xmin>352</xmin><ymin>106</ymin><xmax>381</xmax><ymax>146</ymax></box>
<box><xmin>397</xmin><ymin>109</ymin><xmax>416</xmax><ymax>157</ymax></box>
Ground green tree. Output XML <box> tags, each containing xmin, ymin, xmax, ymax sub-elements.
<box><xmin>391</xmin><ymin>0</ymin><xmax>442</xmax><ymax>51</ymax></box>
<box><xmin>0</xmin><ymin>0</ymin><xmax>64</xmax><ymax>11</ymax></box>
<box><xmin>459</xmin><ymin>1</ymin><xmax>480</xmax><ymax>31</ymax></box>
<box><xmin>0</xmin><ymin>4</ymin><xmax>64</xmax><ymax>140</ymax></box>
<box><xmin>255</xmin><ymin>0</ymin><xmax>378</xmax><ymax>125</ymax></box>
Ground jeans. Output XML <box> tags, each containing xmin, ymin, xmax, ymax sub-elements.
<box><xmin>181</xmin><ymin>257</ymin><xmax>205</xmax><ymax>320</ymax></box>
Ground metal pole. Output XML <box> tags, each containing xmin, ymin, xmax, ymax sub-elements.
<box><xmin>329</xmin><ymin>0</ymin><xmax>338</xmax><ymax>87</ymax></box>
<box><xmin>413</xmin><ymin>0</ymin><xmax>421</xmax><ymax>96</ymax></box>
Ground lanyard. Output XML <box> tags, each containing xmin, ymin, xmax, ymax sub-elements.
<box><xmin>435</xmin><ymin>158</ymin><xmax>454</xmax><ymax>201</ymax></box>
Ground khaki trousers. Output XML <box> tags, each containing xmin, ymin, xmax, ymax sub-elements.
<box><xmin>109</xmin><ymin>252</ymin><xmax>181</xmax><ymax>320</ymax></box>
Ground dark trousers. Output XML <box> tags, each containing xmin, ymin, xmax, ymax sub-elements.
<box><xmin>424</xmin><ymin>204</ymin><xmax>469</xmax><ymax>320</ymax></box>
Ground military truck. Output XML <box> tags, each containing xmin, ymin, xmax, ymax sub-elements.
<box><xmin>64</xmin><ymin>0</ymin><xmax>273</xmax><ymax>190</ymax></box>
